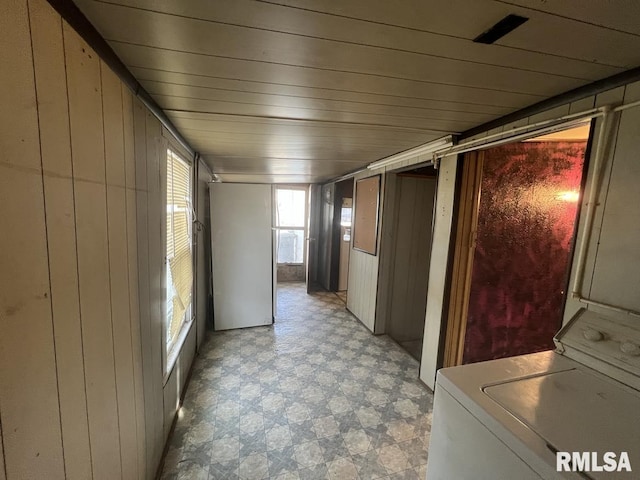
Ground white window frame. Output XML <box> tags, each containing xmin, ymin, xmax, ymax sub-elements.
<box><xmin>274</xmin><ymin>185</ymin><xmax>309</xmax><ymax>266</ymax></box>
<box><xmin>164</xmin><ymin>146</ymin><xmax>194</xmax><ymax>377</ymax></box>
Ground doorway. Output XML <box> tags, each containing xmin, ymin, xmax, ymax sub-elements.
<box><xmin>444</xmin><ymin>124</ymin><xmax>592</xmax><ymax>365</ymax></box>
<box><xmin>318</xmin><ymin>179</ymin><xmax>354</xmax><ymax>303</ymax></box>
<box><xmin>274</xmin><ymin>185</ymin><xmax>309</xmax><ymax>318</ymax></box>
<box><xmin>380</xmin><ymin>166</ymin><xmax>438</xmax><ymax>360</ymax></box>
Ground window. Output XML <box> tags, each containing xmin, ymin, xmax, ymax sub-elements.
<box><xmin>166</xmin><ymin>148</ymin><xmax>193</xmax><ymax>356</ymax></box>
<box><xmin>275</xmin><ymin>187</ymin><xmax>307</xmax><ymax>264</ymax></box>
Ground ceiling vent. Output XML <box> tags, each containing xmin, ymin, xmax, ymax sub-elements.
<box><xmin>473</xmin><ymin>14</ymin><xmax>528</xmax><ymax>44</ymax></box>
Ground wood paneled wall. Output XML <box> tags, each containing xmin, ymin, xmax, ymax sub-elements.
<box><xmin>346</xmin><ymin>170</ymin><xmax>385</xmax><ymax>332</ymax></box>
<box><xmin>420</xmin><ymin>80</ymin><xmax>640</xmax><ymax>389</ymax></box>
<box><xmin>345</xmin><ymin>80</ymin><xmax>640</xmax><ymax>390</ymax></box>
<box><xmin>385</xmin><ymin>176</ymin><xmax>436</xmax><ymax>342</ymax></box>
<box><xmin>318</xmin><ymin>184</ymin><xmax>335</xmax><ymax>290</ymax></box>
<box><xmin>0</xmin><ymin>0</ymin><xmax>197</xmax><ymax>478</ymax></box>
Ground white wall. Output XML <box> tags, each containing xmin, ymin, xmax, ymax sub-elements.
<box><xmin>564</xmin><ymin>81</ymin><xmax>640</xmax><ymax>320</ymax></box>
<box><xmin>0</xmin><ymin>1</ymin><xmax>198</xmax><ymax>478</ymax></box>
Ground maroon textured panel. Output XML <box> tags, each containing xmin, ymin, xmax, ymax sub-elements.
<box><xmin>463</xmin><ymin>141</ymin><xmax>587</xmax><ymax>364</ymax></box>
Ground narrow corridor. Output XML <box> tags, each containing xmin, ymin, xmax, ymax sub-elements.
<box><xmin>161</xmin><ymin>283</ymin><xmax>433</xmax><ymax>479</ymax></box>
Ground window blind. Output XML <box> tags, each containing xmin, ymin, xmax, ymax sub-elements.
<box><xmin>166</xmin><ymin>149</ymin><xmax>192</xmax><ymax>350</ymax></box>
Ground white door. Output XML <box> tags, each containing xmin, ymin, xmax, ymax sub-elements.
<box><xmin>211</xmin><ymin>183</ymin><xmax>273</xmax><ymax>330</ymax></box>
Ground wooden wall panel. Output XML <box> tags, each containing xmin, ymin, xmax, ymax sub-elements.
<box><xmin>163</xmin><ymin>324</ymin><xmax>196</xmax><ymax>441</ymax></box>
<box><xmin>102</xmin><ymin>65</ymin><xmax>140</xmax><ymax>480</ymax></box>
<box><xmin>133</xmin><ymin>98</ymin><xmax>155</xmax><ymax>477</ymax></box>
<box><xmin>0</xmin><ymin>1</ymin><xmax>65</xmax><ymax>478</ymax></box>
<box><xmin>145</xmin><ymin>113</ymin><xmax>165</xmax><ymax>473</ymax></box>
<box><xmin>347</xmin><ymin>170</ymin><xmax>385</xmax><ymax>332</ymax></box>
<box><xmin>29</xmin><ymin>1</ymin><xmax>93</xmax><ymax>478</ymax></box>
<box><xmin>386</xmin><ymin>176</ymin><xmax>436</xmax><ymax>344</ymax></box>
<box><xmin>64</xmin><ymin>24</ymin><xmax>123</xmax><ymax>479</ymax></box>
<box><xmin>123</xmin><ymin>89</ymin><xmax>148</xmax><ymax>480</ymax></box>
<box><xmin>2</xmin><ymin>2</ymin><xmax>200</xmax><ymax>478</ymax></box>
<box><xmin>195</xmin><ymin>163</ymin><xmax>208</xmax><ymax>344</ymax></box>
<box><xmin>374</xmin><ymin>173</ymin><xmax>398</xmax><ymax>333</ymax></box>
<box><xmin>318</xmin><ymin>184</ymin><xmax>335</xmax><ymax>290</ymax></box>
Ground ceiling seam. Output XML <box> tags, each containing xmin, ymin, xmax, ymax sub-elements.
<box><xmin>140</xmin><ymin>79</ymin><xmax>509</xmax><ymax>115</ymax></box>
<box><xmin>94</xmin><ymin>3</ymin><xmax>610</xmax><ymax>78</ymax></box>
<box><xmin>255</xmin><ymin>0</ymin><xmax>640</xmax><ymax>40</ymax></box>
<box><xmin>162</xmin><ymin>109</ymin><xmax>461</xmax><ymax>133</ymax></box>
<box><xmin>150</xmin><ymin>93</ymin><xmax>489</xmax><ymax>123</ymax></box>
<box><xmin>107</xmin><ymin>40</ymin><xmax>552</xmax><ymax>98</ymax></box>
<box><xmin>129</xmin><ymin>66</ymin><xmax>518</xmax><ymax>110</ymax></box>
<box><xmin>493</xmin><ymin>0</ymin><xmax>640</xmax><ymax>38</ymax></box>
<box><xmin>95</xmin><ymin>0</ymin><xmax>630</xmax><ymax>70</ymax></box>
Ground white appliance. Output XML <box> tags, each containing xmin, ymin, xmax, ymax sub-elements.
<box><xmin>426</xmin><ymin>308</ymin><xmax>640</xmax><ymax>480</ymax></box>
<box><xmin>210</xmin><ymin>183</ymin><xmax>273</xmax><ymax>330</ymax></box>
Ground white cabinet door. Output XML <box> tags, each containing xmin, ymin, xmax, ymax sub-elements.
<box><xmin>211</xmin><ymin>183</ymin><xmax>273</xmax><ymax>330</ymax></box>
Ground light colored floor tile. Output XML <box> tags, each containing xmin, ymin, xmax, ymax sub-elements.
<box><xmin>377</xmin><ymin>444</ymin><xmax>410</xmax><ymax>474</ymax></box>
<box><xmin>356</xmin><ymin>407</ymin><xmax>383</xmax><ymax>428</ymax></box>
<box><xmin>312</xmin><ymin>416</ymin><xmax>340</xmax><ymax>438</ymax></box>
<box><xmin>161</xmin><ymin>283</ymin><xmax>432</xmax><ymax>479</ymax></box>
<box><xmin>240</xmin><ymin>412</ymin><xmax>264</xmax><ymax>434</ymax></box>
<box><xmin>342</xmin><ymin>429</ymin><xmax>371</xmax><ymax>455</ymax></box>
<box><xmin>286</xmin><ymin>402</ymin><xmax>311</xmax><ymax>423</ymax></box>
<box><xmin>210</xmin><ymin>436</ymin><xmax>240</xmax><ymax>464</ymax></box>
<box><xmin>294</xmin><ymin>440</ymin><xmax>325</xmax><ymax>468</ymax></box>
<box><xmin>237</xmin><ymin>453</ymin><xmax>269</xmax><ymax>480</ymax></box>
<box><xmin>327</xmin><ymin>395</ymin><xmax>352</xmax><ymax>415</ymax></box>
<box><xmin>186</xmin><ymin>421</ymin><xmax>215</xmax><ymax>445</ymax></box>
<box><xmin>266</xmin><ymin>425</ymin><xmax>293</xmax><ymax>451</ymax></box>
<box><xmin>386</xmin><ymin>420</ymin><xmax>417</xmax><ymax>443</ymax></box>
<box><xmin>327</xmin><ymin>457</ymin><xmax>359</xmax><ymax>480</ymax></box>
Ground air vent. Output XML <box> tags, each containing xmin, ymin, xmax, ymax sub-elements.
<box><xmin>473</xmin><ymin>14</ymin><xmax>528</xmax><ymax>44</ymax></box>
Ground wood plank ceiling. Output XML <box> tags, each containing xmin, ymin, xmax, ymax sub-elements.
<box><xmin>73</xmin><ymin>0</ymin><xmax>640</xmax><ymax>183</ymax></box>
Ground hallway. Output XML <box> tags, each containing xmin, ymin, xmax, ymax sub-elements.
<box><xmin>161</xmin><ymin>283</ymin><xmax>433</xmax><ymax>479</ymax></box>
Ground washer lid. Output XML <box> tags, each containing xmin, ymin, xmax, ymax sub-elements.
<box><xmin>484</xmin><ymin>368</ymin><xmax>640</xmax><ymax>479</ymax></box>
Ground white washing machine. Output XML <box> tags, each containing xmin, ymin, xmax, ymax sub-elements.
<box><xmin>426</xmin><ymin>308</ymin><xmax>640</xmax><ymax>480</ymax></box>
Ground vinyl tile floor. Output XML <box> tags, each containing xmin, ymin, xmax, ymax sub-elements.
<box><xmin>161</xmin><ymin>282</ymin><xmax>433</xmax><ymax>480</ymax></box>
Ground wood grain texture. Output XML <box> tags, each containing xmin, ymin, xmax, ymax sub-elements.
<box><xmin>419</xmin><ymin>156</ymin><xmax>459</xmax><ymax>388</ymax></box>
<box><xmin>145</xmin><ymin>112</ymin><xmax>165</xmax><ymax>473</ymax></box>
<box><xmin>374</xmin><ymin>173</ymin><xmax>398</xmax><ymax>334</ymax></box>
<box><xmin>442</xmin><ymin>152</ymin><xmax>483</xmax><ymax>367</ymax></box>
<box><xmin>64</xmin><ymin>24</ymin><xmax>123</xmax><ymax>479</ymax></box>
<box><xmin>195</xmin><ymin>160</ymin><xmax>210</xmax><ymax>348</ymax></box>
<box><xmin>102</xmin><ymin>63</ymin><xmax>140</xmax><ymax>480</ymax></box>
<box><xmin>2</xmin><ymin>2</ymin><xmax>201</xmax><ymax>478</ymax></box>
<box><xmin>123</xmin><ymin>88</ymin><xmax>148</xmax><ymax>480</ymax></box>
<box><xmin>0</xmin><ymin>1</ymin><xmax>65</xmax><ymax>478</ymax></box>
<box><xmin>101</xmin><ymin>0</ymin><xmax>621</xmax><ymax>78</ymax></box>
<box><xmin>133</xmin><ymin>98</ymin><xmax>155</xmax><ymax>478</ymax></box>
<box><xmin>353</xmin><ymin>175</ymin><xmax>380</xmax><ymax>254</ymax></box>
<box><xmin>71</xmin><ymin>0</ymin><xmax>640</xmax><ymax>183</ymax></box>
<box><xmin>74</xmin><ymin>2</ymin><xmax>583</xmax><ymax>96</ymax></box>
<box><xmin>387</xmin><ymin>176</ymin><xmax>436</xmax><ymax>344</ymax></box>
<box><xmin>29</xmin><ymin>1</ymin><xmax>93</xmax><ymax>478</ymax></box>
<box><xmin>346</xmin><ymin>170</ymin><xmax>385</xmax><ymax>332</ymax></box>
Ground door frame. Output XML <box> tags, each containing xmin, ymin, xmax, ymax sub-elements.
<box><xmin>442</xmin><ymin>151</ymin><xmax>484</xmax><ymax>367</ymax></box>
<box><xmin>307</xmin><ymin>184</ymin><xmax>321</xmax><ymax>293</ymax></box>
